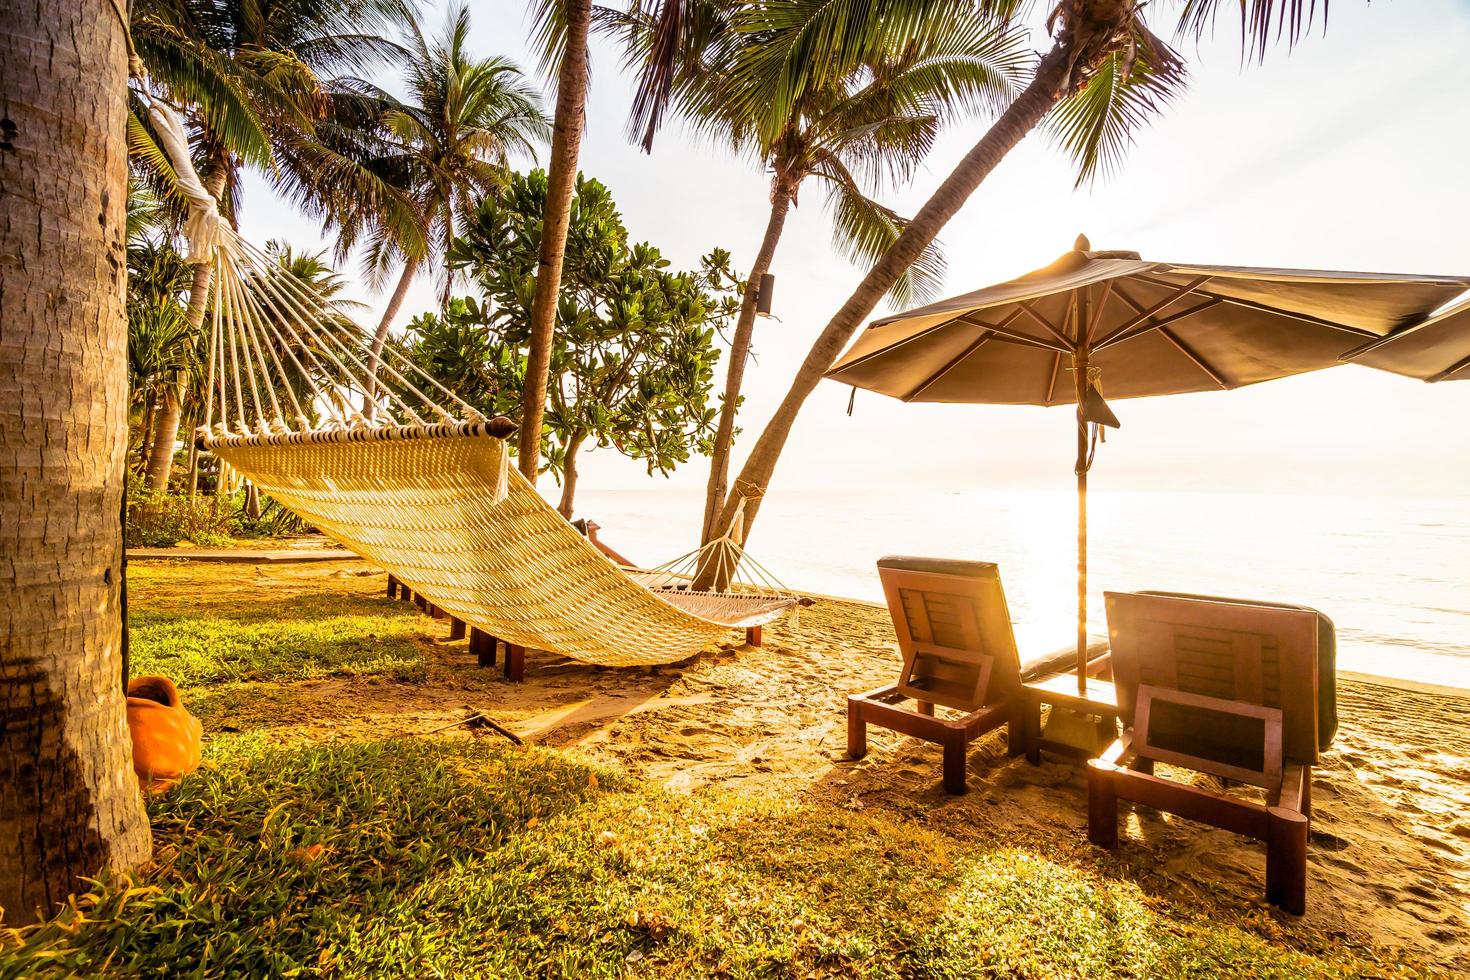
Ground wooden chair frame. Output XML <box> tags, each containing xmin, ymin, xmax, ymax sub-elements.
<box><xmin>846</xmin><ymin>561</ymin><xmax>1030</xmax><ymax>794</ymax></box>
<box><xmin>1088</xmin><ymin>592</ymin><xmax>1325</xmax><ymax>915</ymax></box>
<box><xmin>848</xmin><ymin>684</ymin><xmax>1021</xmax><ymax>795</ymax></box>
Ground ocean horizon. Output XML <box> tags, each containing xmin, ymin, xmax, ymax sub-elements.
<box><xmin>571</xmin><ymin>487</ymin><xmax>1470</xmax><ymax>691</ymax></box>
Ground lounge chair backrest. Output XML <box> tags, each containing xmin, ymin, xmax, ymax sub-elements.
<box><xmin>1105</xmin><ymin>592</ymin><xmax>1324</xmax><ymax>764</ymax></box>
<box><xmin>877</xmin><ymin>556</ymin><xmax>1020</xmax><ymax>712</ymax></box>
<box><xmin>1138</xmin><ymin>591</ymin><xmax>1337</xmax><ymax>749</ymax></box>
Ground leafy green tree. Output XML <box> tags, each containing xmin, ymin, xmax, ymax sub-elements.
<box><xmin>405</xmin><ymin>169</ymin><xmax>740</xmax><ymax>517</ymax></box>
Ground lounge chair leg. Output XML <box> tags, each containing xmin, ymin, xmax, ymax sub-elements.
<box><xmin>917</xmin><ymin>700</ymin><xmax>935</xmax><ymax>717</ymax></box>
<box><xmin>1005</xmin><ymin>700</ymin><xmax>1025</xmax><ymax>756</ymax></box>
<box><xmin>449</xmin><ymin>617</ymin><xmax>466</xmax><ymax>641</ymax></box>
<box><xmin>1087</xmin><ymin>760</ymin><xmax>1119</xmax><ymax>849</ymax></box>
<box><xmin>1302</xmin><ymin>765</ymin><xmax>1312</xmax><ymax>821</ymax></box>
<box><xmin>846</xmin><ymin>699</ymin><xmax>867</xmax><ymax>760</ymax></box>
<box><xmin>745</xmin><ymin>626</ymin><xmax>761</xmax><ymax>647</ymax></box>
<box><xmin>1266</xmin><ymin>806</ymin><xmax>1308</xmax><ymax>915</ymax></box>
<box><xmin>504</xmin><ymin>644</ymin><xmax>525</xmax><ymax>682</ymax></box>
<box><xmin>1024</xmin><ymin>696</ymin><xmax>1042</xmax><ymax>766</ymax></box>
<box><xmin>942</xmin><ymin>735</ymin><xmax>967</xmax><ymax>795</ymax></box>
<box><xmin>470</xmin><ymin>628</ymin><xmax>497</xmax><ymax>667</ymax></box>
<box><xmin>387</xmin><ymin>575</ymin><xmax>399</xmax><ymax>599</ymax></box>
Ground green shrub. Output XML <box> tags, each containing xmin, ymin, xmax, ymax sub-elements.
<box><xmin>125</xmin><ymin>491</ymin><xmax>237</xmax><ymax>547</ymax></box>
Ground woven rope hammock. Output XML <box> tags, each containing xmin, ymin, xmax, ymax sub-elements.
<box><xmin>144</xmin><ymin>98</ymin><xmax>799</xmax><ymax>668</ymax></box>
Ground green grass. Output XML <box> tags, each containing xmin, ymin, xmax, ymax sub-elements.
<box><xmin>9</xmin><ymin>563</ymin><xmax>1418</xmax><ymax>977</ymax></box>
<box><xmin>126</xmin><ymin>566</ymin><xmax>426</xmax><ymax>686</ymax></box>
<box><xmin>0</xmin><ymin>738</ymin><xmax>1414</xmax><ymax>979</ymax></box>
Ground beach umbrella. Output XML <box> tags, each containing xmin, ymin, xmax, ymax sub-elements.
<box><xmin>1341</xmin><ymin>297</ymin><xmax>1470</xmax><ymax>382</ymax></box>
<box><xmin>826</xmin><ymin>236</ymin><xmax>1470</xmax><ymax>695</ymax></box>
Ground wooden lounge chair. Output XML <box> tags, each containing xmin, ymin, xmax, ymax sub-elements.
<box><xmin>1088</xmin><ymin>591</ymin><xmax>1337</xmax><ymax>915</ymax></box>
<box><xmin>847</xmin><ymin>557</ymin><xmax>1107</xmax><ymax>794</ymax></box>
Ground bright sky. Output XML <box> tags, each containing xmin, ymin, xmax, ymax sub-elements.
<box><xmin>239</xmin><ymin>0</ymin><xmax>1470</xmax><ymax>499</ymax></box>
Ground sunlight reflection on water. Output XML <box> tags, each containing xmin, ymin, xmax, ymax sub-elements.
<box><xmin>575</xmin><ymin>488</ymin><xmax>1470</xmax><ymax>690</ymax></box>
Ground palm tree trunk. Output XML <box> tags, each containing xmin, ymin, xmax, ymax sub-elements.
<box><xmin>144</xmin><ymin>380</ymin><xmax>184</xmax><ymax>490</ymax></box>
<box><xmin>0</xmin><ymin>0</ymin><xmax>152</xmax><ymax>924</ymax></box>
<box><xmin>145</xmin><ymin>161</ymin><xmax>224</xmax><ymax>491</ymax></box>
<box><xmin>700</xmin><ymin>178</ymin><xmax>796</xmax><ymax>545</ymax></box>
<box><xmin>136</xmin><ymin>387</ymin><xmax>157</xmax><ymax>473</ymax></box>
<box><xmin>697</xmin><ymin>43</ymin><xmax>1081</xmax><ymax>583</ymax></box>
<box><xmin>557</xmin><ymin>430</ymin><xmax>589</xmax><ymax>518</ymax></box>
<box><xmin>519</xmin><ymin>0</ymin><xmax>593</xmax><ymax>482</ymax></box>
<box><xmin>185</xmin><ymin>424</ymin><xmax>201</xmax><ymax>498</ymax></box>
<box><xmin>363</xmin><ymin>254</ymin><xmax>421</xmax><ymax>421</ymax></box>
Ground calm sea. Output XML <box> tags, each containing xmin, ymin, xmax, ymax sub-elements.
<box><xmin>575</xmin><ymin>488</ymin><xmax>1470</xmax><ymax>691</ymax></box>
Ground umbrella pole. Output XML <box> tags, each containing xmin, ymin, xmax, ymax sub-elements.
<box><xmin>1074</xmin><ymin>346</ymin><xmax>1089</xmax><ymax>697</ymax></box>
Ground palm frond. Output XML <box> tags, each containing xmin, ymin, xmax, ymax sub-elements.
<box><xmin>817</xmin><ymin>159</ymin><xmax>945</xmax><ymax>307</ymax></box>
<box><xmin>1176</xmin><ymin>0</ymin><xmax>1330</xmax><ymax>62</ymax></box>
<box><xmin>1044</xmin><ymin>28</ymin><xmax>1187</xmax><ymax>186</ymax></box>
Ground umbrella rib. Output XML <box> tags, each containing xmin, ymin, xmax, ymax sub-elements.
<box><xmin>1092</xmin><ymin>276</ymin><xmax>1213</xmax><ymax>348</ymax></box>
<box><xmin>955</xmin><ymin>312</ymin><xmax>1069</xmax><ymax>352</ymax></box>
<box><xmin>1045</xmin><ymin>350</ymin><xmax>1063</xmax><ymax>404</ymax></box>
<box><xmin>1094</xmin><ymin>298</ymin><xmax>1224</xmax><ymax>352</ymax></box>
<box><xmin>1428</xmin><ymin>350</ymin><xmax>1470</xmax><ymax>383</ymax></box>
<box><xmin>1129</xmin><ymin>274</ymin><xmax>1382</xmax><ymax>338</ymax></box>
<box><xmin>1157</xmin><ymin>326</ymin><xmax>1230</xmax><ymax>389</ymax></box>
<box><xmin>826</xmin><ymin>320</ymin><xmax>958</xmax><ymax>374</ymax></box>
<box><xmin>1338</xmin><ymin>298</ymin><xmax>1470</xmax><ymax>361</ymax></box>
<box><xmin>1084</xmin><ymin>282</ymin><xmax>1115</xmax><ymax>343</ymax></box>
<box><xmin>905</xmin><ymin>334</ymin><xmax>993</xmax><ymax>401</ymax></box>
<box><xmin>1017</xmin><ymin>301</ymin><xmax>1076</xmax><ymax>349</ymax></box>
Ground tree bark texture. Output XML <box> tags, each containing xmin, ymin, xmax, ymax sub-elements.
<box><xmin>557</xmin><ymin>430</ymin><xmax>588</xmax><ymax>519</ymax></box>
<box><xmin>519</xmin><ymin>0</ymin><xmax>593</xmax><ymax>482</ymax></box>
<box><xmin>1</xmin><ymin>0</ymin><xmax>153</xmax><ymax>925</ymax></box>
<box><xmin>363</xmin><ymin>252</ymin><xmax>421</xmax><ymax>421</ymax></box>
<box><xmin>700</xmin><ymin>178</ymin><xmax>795</xmax><ymax>546</ymax></box>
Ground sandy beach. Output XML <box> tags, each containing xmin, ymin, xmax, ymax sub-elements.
<box><xmin>156</xmin><ymin>558</ymin><xmax>1470</xmax><ymax>972</ymax></box>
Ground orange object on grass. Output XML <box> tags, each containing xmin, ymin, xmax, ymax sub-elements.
<box><xmin>126</xmin><ymin>675</ymin><xmax>202</xmax><ymax>792</ymax></box>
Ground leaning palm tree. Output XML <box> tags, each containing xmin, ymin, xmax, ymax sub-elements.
<box><xmin>610</xmin><ymin>1</ymin><xmax>1027</xmax><ymax>544</ymax></box>
<box><xmin>128</xmin><ymin>0</ymin><xmax>416</xmax><ymax>488</ymax></box>
<box><xmin>700</xmin><ymin>0</ymin><xmax>1339</xmax><ymax>554</ymax></box>
<box><xmin>343</xmin><ymin>4</ymin><xmax>549</xmax><ymax>418</ymax></box>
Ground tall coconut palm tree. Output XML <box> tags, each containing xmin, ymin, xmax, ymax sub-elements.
<box><xmin>345</xmin><ymin>4</ymin><xmax>549</xmax><ymax>418</ymax></box>
<box><xmin>611</xmin><ymin>1</ymin><xmax>1027</xmax><ymax>543</ymax></box>
<box><xmin>128</xmin><ymin>0</ymin><xmax>417</xmax><ymax>487</ymax></box>
<box><xmin>700</xmin><ymin>0</ymin><xmax>1340</xmax><ymax>557</ymax></box>
<box><xmin>520</xmin><ymin>0</ymin><xmax>595</xmax><ymax>481</ymax></box>
<box><xmin>1</xmin><ymin>0</ymin><xmax>152</xmax><ymax>924</ymax></box>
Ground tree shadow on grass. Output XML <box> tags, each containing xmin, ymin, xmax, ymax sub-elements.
<box><xmin>1</xmin><ymin>737</ymin><xmax>620</xmax><ymax>978</ymax></box>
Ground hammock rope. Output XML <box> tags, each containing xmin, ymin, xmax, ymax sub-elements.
<box><xmin>140</xmin><ymin>97</ymin><xmax>799</xmax><ymax>667</ymax></box>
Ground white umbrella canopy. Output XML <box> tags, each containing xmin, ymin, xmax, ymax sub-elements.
<box><xmin>827</xmin><ymin>237</ymin><xmax>1470</xmax><ymax>695</ymax></box>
